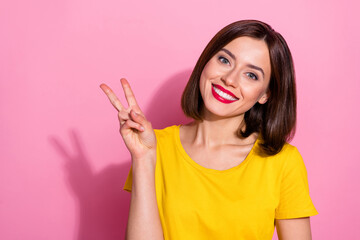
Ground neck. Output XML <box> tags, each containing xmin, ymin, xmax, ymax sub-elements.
<box><xmin>187</xmin><ymin>114</ymin><xmax>257</xmax><ymax>148</ymax></box>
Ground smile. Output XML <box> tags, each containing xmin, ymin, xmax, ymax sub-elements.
<box><xmin>211</xmin><ymin>84</ymin><xmax>239</xmax><ymax>104</ymax></box>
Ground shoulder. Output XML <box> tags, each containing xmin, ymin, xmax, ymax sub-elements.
<box><xmin>255</xmin><ymin>142</ymin><xmax>305</xmax><ymax>172</ymax></box>
<box><xmin>275</xmin><ymin>143</ymin><xmax>301</xmax><ymax>160</ymax></box>
<box><xmin>154</xmin><ymin>125</ymin><xmax>180</xmax><ymax>140</ymax></box>
<box><xmin>279</xmin><ymin>143</ymin><xmax>304</xmax><ymax>167</ymax></box>
<box><xmin>268</xmin><ymin>143</ymin><xmax>308</xmax><ymax>179</ymax></box>
<box><xmin>259</xmin><ymin>142</ymin><xmax>302</xmax><ymax>160</ymax></box>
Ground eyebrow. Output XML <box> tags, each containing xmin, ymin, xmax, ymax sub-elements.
<box><xmin>220</xmin><ymin>48</ymin><xmax>265</xmax><ymax>78</ymax></box>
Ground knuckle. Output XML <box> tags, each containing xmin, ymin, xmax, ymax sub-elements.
<box><xmin>136</xmin><ymin>113</ymin><xmax>144</xmax><ymax>121</ymax></box>
<box><xmin>124</xmin><ymin>120</ymin><xmax>130</xmax><ymax>126</ymax></box>
<box><xmin>118</xmin><ymin>112</ymin><xmax>128</xmax><ymax>120</ymax></box>
<box><xmin>137</xmin><ymin>112</ymin><xmax>146</xmax><ymax>120</ymax></box>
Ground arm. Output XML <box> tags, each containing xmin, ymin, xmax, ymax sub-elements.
<box><xmin>126</xmin><ymin>153</ymin><xmax>163</xmax><ymax>239</ymax></box>
<box><xmin>100</xmin><ymin>79</ymin><xmax>163</xmax><ymax>240</ymax></box>
<box><xmin>276</xmin><ymin>217</ymin><xmax>312</xmax><ymax>240</ymax></box>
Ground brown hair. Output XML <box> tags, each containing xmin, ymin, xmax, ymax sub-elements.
<box><xmin>181</xmin><ymin>20</ymin><xmax>296</xmax><ymax>155</ymax></box>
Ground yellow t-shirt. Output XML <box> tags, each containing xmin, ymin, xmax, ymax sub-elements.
<box><xmin>124</xmin><ymin>125</ymin><xmax>318</xmax><ymax>239</ymax></box>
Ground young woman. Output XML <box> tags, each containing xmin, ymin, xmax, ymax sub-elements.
<box><xmin>100</xmin><ymin>20</ymin><xmax>318</xmax><ymax>240</ymax></box>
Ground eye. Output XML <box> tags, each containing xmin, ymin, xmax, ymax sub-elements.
<box><xmin>246</xmin><ymin>72</ymin><xmax>258</xmax><ymax>80</ymax></box>
<box><xmin>218</xmin><ymin>56</ymin><xmax>230</xmax><ymax>65</ymax></box>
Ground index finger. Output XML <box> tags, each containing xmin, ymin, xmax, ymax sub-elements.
<box><xmin>100</xmin><ymin>83</ymin><xmax>124</xmax><ymax>112</ymax></box>
<box><xmin>120</xmin><ymin>78</ymin><xmax>142</xmax><ymax>111</ymax></box>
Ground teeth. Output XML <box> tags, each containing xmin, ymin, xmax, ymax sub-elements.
<box><xmin>213</xmin><ymin>85</ymin><xmax>238</xmax><ymax>101</ymax></box>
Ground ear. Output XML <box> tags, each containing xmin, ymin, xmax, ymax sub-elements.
<box><xmin>258</xmin><ymin>90</ymin><xmax>270</xmax><ymax>104</ymax></box>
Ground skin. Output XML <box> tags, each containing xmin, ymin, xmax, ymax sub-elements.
<box><xmin>100</xmin><ymin>79</ymin><xmax>163</xmax><ymax>240</ymax></box>
<box><xmin>276</xmin><ymin>218</ymin><xmax>312</xmax><ymax>240</ymax></box>
<box><xmin>100</xmin><ymin>37</ymin><xmax>312</xmax><ymax>239</ymax></box>
<box><xmin>199</xmin><ymin>37</ymin><xmax>271</xmax><ymax>121</ymax></box>
<box><xmin>181</xmin><ymin>37</ymin><xmax>272</xmax><ymax>169</ymax></box>
<box><xmin>181</xmin><ymin>36</ymin><xmax>312</xmax><ymax>239</ymax></box>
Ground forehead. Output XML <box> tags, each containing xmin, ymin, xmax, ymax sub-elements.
<box><xmin>223</xmin><ymin>36</ymin><xmax>269</xmax><ymax>56</ymax></box>
<box><xmin>221</xmin><ymin>37</ymin><xmax>271</xmax><ymax>74</ymax></box>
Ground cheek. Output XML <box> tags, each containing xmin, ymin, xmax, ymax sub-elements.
<box><xmin>241</xmin><ymin>84</ymin><xmax>267</xmax><ymax>101</ymax></box>
<box><xmin>201</xmin><ymin>60</ymin><xmax>219</xmax><ymax>79</ymax></box>
<box><xmin>200</xmin><ymin>64</ymin><xmax>210</xmax><ymax>80</ymax></box>
<box><xmin>199</xmin><ymin>65</ymin><xmax>211</xmax><ymax>94</ymax></box>
<box><xmin>199</xmin><ymin>74</ymin><xmax>206</xmax><ymax>100</ymax></box>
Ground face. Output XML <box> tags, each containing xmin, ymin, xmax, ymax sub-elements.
<box><xmin>199</xmin><ymin>36</ymin><xmax>271</xmax><ymax>120</ymax></box>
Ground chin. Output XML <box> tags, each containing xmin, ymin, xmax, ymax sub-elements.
<box><xmin>202</xmin><ymin>105</ymin><xmax>240</xmax><ymax>120</ymax></box>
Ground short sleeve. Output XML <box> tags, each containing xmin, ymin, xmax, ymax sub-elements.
<box><xmin>123</xmin><ymin>165</ymin><xmax>132</xmax><ymax>192</ymax></box>
<box><xmin>275</xmin><ymin>147</ymin><xmax>318</xmax><ymax>219</ymax></box>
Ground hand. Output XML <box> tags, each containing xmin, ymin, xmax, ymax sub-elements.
<box><xmin>100</xmin><ymin>78</ymin><xmax>156</xmax><ymax>161</ymax></box>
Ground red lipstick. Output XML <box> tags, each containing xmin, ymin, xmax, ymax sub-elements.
<box><xmin>211</xmin><ymin>84</ymin><xmax>238</xmax><ymax>104</ymax></box>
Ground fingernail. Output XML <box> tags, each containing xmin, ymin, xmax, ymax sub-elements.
<box><xmin>140</xmin><ymin>126</ymin><xmax>145</xmax><ymax>131</ymax></box>
<box><xmin>132</xmin><ymin>111</ymin><xmax>137</xmax><ymax>116</ymax></box>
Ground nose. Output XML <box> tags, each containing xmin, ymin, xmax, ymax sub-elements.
<box><xmin>221</xmin><ymin>69</ymin><xmax>239</xmax><ymax>88</ymax></box>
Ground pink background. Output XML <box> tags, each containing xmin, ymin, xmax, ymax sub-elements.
<box><xmin>1</xmin><ymin>0</ymin><xmax>359</xmax><ymax>239</ymax></box>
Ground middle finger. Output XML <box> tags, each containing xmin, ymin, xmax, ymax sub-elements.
<box><xmin>120</xmin><ymin>78</ymin><xmax>141</xmax><ymax>111</ymax></box>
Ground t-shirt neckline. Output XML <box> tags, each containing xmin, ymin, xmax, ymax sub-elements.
<box><xmin>174</xmin><ymin>125</ymin><xmax>258</xmax><ymax>174</ymax></box>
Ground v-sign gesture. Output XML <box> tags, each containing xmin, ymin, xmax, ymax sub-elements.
<box><xmin>100</xmin><ymin>78</ymin><xmax>156</xmax><ymax>162</ymax></box>
<box><xmin>101</xmin><ymin>79</ymin><xmax>164</xmax><ymax>239</ymax></box>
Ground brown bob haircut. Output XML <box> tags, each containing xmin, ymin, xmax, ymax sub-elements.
<box><xmin>181</xmin><ymin>20</ymin><xmax>296</xmax><ymax>156</ymax></box>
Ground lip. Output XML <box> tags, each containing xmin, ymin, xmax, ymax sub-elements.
<box><xmin>213</xmin><ymin>84</ymin><xmax>238</xmax><ymax>98</ymax></box>
<box><xmin>211</xmin><ymin>84</ymin><xmax>239</xmax><ymax>104</ymax></box>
